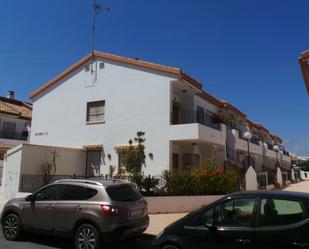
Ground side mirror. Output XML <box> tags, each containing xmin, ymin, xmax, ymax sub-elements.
<box><xmin>26</xmin><ymin>194</ymin><xmax>35</xmax><ymax>202</ymax></box>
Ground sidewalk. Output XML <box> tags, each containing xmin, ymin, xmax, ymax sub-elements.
<box><xmin>283</xmin><ymin>180</ymin><xmax>309</xmax><ymax>193</ymax></box>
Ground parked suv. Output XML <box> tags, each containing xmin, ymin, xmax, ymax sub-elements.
<box><xmin>1</xmin><ymin>178</ymin><xmax>149</xmax><ymax>249</ymax></box>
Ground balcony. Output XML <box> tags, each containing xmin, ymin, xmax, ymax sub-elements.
<box><xmin>0</xmin><ymin>130</ymin><xmax>29</xmax><ymax>141</ymax></box>
<box><xmin>233</xmin><ymin>130</ymin><xmax>262</xmax><ymax>154</ymax></box>
<box><xmin>170</xmin><ymin>110</ymin><xmax>226</xmax><ymax>145</ymax></box>
<box><xmin>171</xmin><ymin>110</ymin><xmax>222</xmax><ymax>131</ymax></box>
<box><xmin>263</xmin><ymin>143</ymin><xmax>277</xmax><ymax>159</ymax></box>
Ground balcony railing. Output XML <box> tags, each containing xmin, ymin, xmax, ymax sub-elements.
<box><xmin>0</xmin><ymin>130</ymin><xmax>29</xmax><ymax>141</ymax></box>
<box><xmin>172</xmin><ymin>110</ymin><xmax>221</xmax><ymax>131</ymax></box>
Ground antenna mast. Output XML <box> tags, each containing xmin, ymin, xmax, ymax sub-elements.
<box><xmin>91</xmin><ymin>0</ymin><xmax>109</xmax><ymax>54</ymax></box>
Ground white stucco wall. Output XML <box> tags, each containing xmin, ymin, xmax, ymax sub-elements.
<box><xmin>1</xmin><ymin>145</ymin><xmax>23</xmax><ymax>202</ymax></box>
<box><xmin>30</xmin><ymin>58</ymin><xmax>178</xmax><ymax>176</ymax></box>
<box><xmin>20</xmin><ymin>144</ymin><xmax>85</xmax><ymax>175</ymax></box>
<box><xmin>300</xmin><ymin>170</ymin><xmax>309</xmax><ymax>180</ymax></box>
<box><xmin>1</xmin><ymin>144</ymin><xmax>86</xmax><ymax>202</ymax></box>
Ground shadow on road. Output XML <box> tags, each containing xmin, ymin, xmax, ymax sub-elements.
<box><xmin>18</xmin><ymin>233</ymin><xmax>155</xmax><ymax>249</ymax></box>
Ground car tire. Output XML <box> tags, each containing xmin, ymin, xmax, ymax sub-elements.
<box><xmin>74</xmin><ymin>224</ymin><xmax>100</xmax><ymax>249</ymax></box>
<box><xmin>161</xmin><ymin>244</ymin><xmax>180</xmax><ymax>249</ymax></box>
<box><xmin>2</xmin><ymin>213</ymin><xmax>22</xmax><ymax>241</ymax></box>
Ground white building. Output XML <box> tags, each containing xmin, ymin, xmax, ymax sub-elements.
<box><xmin>25</xmin><ymin>51</ymin><xmax>291</xmax><ymax>179</ymax></box>
<box><xmin>0</xmin><ymin>91</ymin><xmax>31</xmax><ymax>183</ymax></box>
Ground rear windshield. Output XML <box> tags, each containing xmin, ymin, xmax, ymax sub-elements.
<box><xmin>106</xmin><ymin>185</ymin><xmax>142</xmax><ymax>202</ymax></box>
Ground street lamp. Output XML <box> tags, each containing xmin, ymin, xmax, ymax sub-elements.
<box><xmin>244</xmin><ymin>131</ymin><xmax>252</xmax><ymax>168</ymax></box>
<box><xmin>273</xmin><ymin>145</ymin><xmax>280</xmax><ymax>167</ymax></box>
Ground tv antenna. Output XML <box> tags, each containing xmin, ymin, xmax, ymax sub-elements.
<box><xmin>91</xmin><ymin>0</ymin><xmax>110</xmax><ymax>54</ymax></box>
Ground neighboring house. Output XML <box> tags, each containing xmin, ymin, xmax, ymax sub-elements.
<box><xmin>0</xmin><ymin>91</ymin><xmax>32</xmax><ymax>183</ymax></box>
<box><xmin>299</xmin><ymin>50</ymin><xmax>309</xmax><ymax>94</ymax></box>
<box><xmin>27</xmin><ymin>51</ymin><xmax>291</xmax><ymax>185</ymax></box>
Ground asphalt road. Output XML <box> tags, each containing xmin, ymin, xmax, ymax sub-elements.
<box><xmin>0</xmin><ymin>228</ymin><xmax>155</xmax><ymax>249</ymax></box>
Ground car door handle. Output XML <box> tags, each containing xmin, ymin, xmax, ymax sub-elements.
<box><xmin>292</xmin><ymin>242</ymin><xmax>309</xmax><ymax>247</ymax></box>
<box><xmin>235</xmin><ymin>238</ymin><xmax>251</xmax><ymax>245</ymax></box>
<box><xmin>75</xmin><ymin>205</ymin><xmax>83</xmax><ymax>211</ymax></box>
<box><xmin>46</xmin><ymin>204</ymin><xmax>54</xmax><ymax>210</ymax></box>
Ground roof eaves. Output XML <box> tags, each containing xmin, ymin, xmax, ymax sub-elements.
<box><xmin>29</xmin><ymin>51</ymin><xmax>202</xmax><ymax>100</ymax></box>
<box><xmin>220</xmin><ymin>101</ymin><xmax>246</xmax><ymax>118</ymax></box>
<box><xmin>299</xmin><ymin>54</ymin><xmax>309</xmax><ymax>95</ymax></box>
<box><xmin>29</xmin><ymin>53</ymin><xmax>93</xmax><ymax>99</ymax></box>
<box><xmin>196</xmin><ymin>91</ymin><xmax>222</xmax><ymax>108</ymax></box>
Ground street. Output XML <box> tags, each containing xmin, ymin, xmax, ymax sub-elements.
<box><xmin>0</xmin><ymin>228</ymin><xmax>155</xmax><ymax>249</ymax></box>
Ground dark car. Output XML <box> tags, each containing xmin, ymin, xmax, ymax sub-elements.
<box><xmin>152</xmin><ymin>191</ymin><xmax>309</xmax><ymax>249</ymax></box>
<box><xmin>1</xmin><ymin>178</ymin><xmax>149</xmax><ymax>249</ymax></box>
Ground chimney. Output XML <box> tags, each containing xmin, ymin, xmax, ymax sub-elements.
<box><xmin>7</xmin><ymin>90</ymin><xmax>15</xmax><ymax>99</ymax></box>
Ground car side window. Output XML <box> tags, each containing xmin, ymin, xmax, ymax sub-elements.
<box><xmin>188</xmin><ymin>207</ymin><xmax>215</xmax><ymax>226</ymax></box>
<box><xmin>35</xmin><ymin>184</ymin><xmax>65</xmax><ymax>201</ymax></box>
<box><xmin>260</xmin><ymin>198</ymin><xmax>305</xmax><ymax>226</ymax></box>
<box><xmin>215</xmin><ymin>198</ymin><xmax>256</xmax><ymax>227</ymax></box>
<box><xmin>62</xmin><ymin>185</ymin><xmax>97</xmax><ymax>200</ymax></box>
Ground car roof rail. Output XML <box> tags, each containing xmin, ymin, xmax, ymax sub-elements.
<box><xmin>54</xmin><ymin>179</ymin><xmax>103</xmax><ymax>186</ymax></box>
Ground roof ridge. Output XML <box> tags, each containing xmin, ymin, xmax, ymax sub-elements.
<box><xmin>93</xmin><ymin>50</ymin><xmax>181</xmax><ymax>71</ymax></box>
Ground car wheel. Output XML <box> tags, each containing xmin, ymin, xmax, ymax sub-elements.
<box><xmin>2</xmin><ymin>213</ymin><xmax>22</xmax><ymax>241</ymax></box>
<box><xmin>161</xmin><ymin>245</ymin><xmax>180</xmax><ymax>249</ymax></box>
<box><xmin>75</xmin><ymin>224</ymin><xmax>100</xmax><ymax>249</ymax></box>
<box><xmin>161</xmin><ymin>244</ymin><xmax>180</xmax><ymax>249</ymax></box>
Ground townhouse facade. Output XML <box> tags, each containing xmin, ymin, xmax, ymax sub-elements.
<box><xmin>28</xmin><ymin>51</ymin><xmax>291</xmax><ymax>184</ymax></box>
<box><xmin>0</xmin><ymin>91</ymin><xmax>32</xmax><ymax>183</ymax></box>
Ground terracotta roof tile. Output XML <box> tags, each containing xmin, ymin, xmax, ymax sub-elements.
<box><xmin>0</xmin><ymin>97</ymin><xmax>32</xmax><ymax>120</ymax></box>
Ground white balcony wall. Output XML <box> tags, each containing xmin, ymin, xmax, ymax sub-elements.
<box><xmin>0</xmin><ymin>138</ymin><xmax>28</xmax><ymax>148</ymax></box>
<box><xmin>234</xmin><ymin>130</ymin><xmax>262</xmax><ymax>155</ymax></box>
<box><xmin>263</xmin><ymin>143</ymin><xmax>277</xmax><ymax>158</ymax></box>
<box><xmin>169</xmin><ymin>123</ymin><xmax>226</xmax><ymax>146</ymax></box>
<box><xmin>282</xmin><ymin>154</ymin><xmax>291</xmax><ymax>163</ymax></box>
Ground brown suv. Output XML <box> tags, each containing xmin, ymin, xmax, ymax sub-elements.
<box><xmin>1</xmin><ymin>178</ymin><xmax>149</xmax><ymax>249</ymax></box>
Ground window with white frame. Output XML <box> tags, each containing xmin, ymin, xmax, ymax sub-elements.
<box><xmin>86</xmin><ymin>100</ymin><xmax>105</xmax><ymax>123</ymax></box>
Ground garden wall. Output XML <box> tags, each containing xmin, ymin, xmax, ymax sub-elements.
<box><xmin>145</xmin><ymin>195</ymin><xmax>224</xmax><ymax>214</ymax></box>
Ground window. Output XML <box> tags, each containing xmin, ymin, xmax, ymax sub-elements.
<box><xmin>86</xmin><ymin>100</ymin><xmax>105</xmax><ymax>123</ymax></box>
<box><xmin>106</xmin><ymin>185</ymin><xmax>142</xmax><ymax>202</ymax></box>
<box><xmin>118</xmin><ymin>151</ymin><xmax>127</xmax><ymax>174</ymax></box>
<box><xmin>62</xmin><ymin>185</ymin><xmax>97</xmax><ymax>200</ymax></box>
<box><xmin>215</xmin><ymin>198</ymin><xmax>256</xmax><ymax>227</ymax></box>
<box><xmin>260</xmin><ymin>198</ymin><xmax>305</xmax><ymax>226</ymax></box>
<box><xmin>196</xmin><ymin>106</ymin><xmax>205</xmax><ymax>124</ymax></box>
<box><xmin>0</xmin><ymin>151</ymin><xmax>5</xmax><ymax>160</ymax></box>
<box><xmin>205</xmin><ymin>110</ymin><xmax>221</xmax><ymax>131</ymax></box>
<box><xmin>35</xmin><ymin>184</ymin><xmax>65</xmax><ymax>201</ymax></box>
<box><xmin>183</xmin><ymin>153</ymin><xmax>200</xmax><ymax>169</ymax></box>
<box><xmin>190</xmin><ymin>207</ymin><xmax>215</xmax><ymax>226</ymax></box>
<box><xmin>2</xmin><ymin>122</ymin><xmax>16</xmax><ymax>138</ymax></box>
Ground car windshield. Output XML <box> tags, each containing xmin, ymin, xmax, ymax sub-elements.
<box><xmin>106</xmin><ymin>184</ymin><xmax>142</xmax><ymax>202</ymax></box>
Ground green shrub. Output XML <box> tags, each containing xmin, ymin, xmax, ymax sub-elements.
<box><xmin>159</xmin><ymin>159</ymin><xmax>238</xmax><ymax>195</ymax></box>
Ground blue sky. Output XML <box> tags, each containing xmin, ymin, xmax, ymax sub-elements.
<box><xmin>1</xmin><ymin>0</ymin><xmax>309</xmax><ymax>155</ymax></box>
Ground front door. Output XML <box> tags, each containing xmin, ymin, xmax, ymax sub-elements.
<box><xmin>172</xmin><ymin>102</ymin><xmax>180</xmax><ymax>124</ymax></box>
<box><xmin>86</xmin><ymin>150</ymin><xmax>102</xmax><ymax>177</ymax></box>
<box><xmin>172</xmin><ymin>153</ymin><xmax>179</xmax><ymax>171</ymax></box>
<box><xmin>21</xmin><ymin>184</ymin><xmax>65</xmax><ymax>234</ymax></box>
